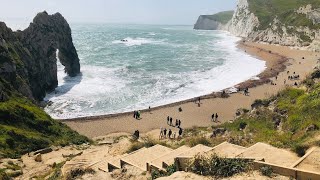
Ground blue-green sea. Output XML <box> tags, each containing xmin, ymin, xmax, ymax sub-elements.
<box><xmin>43</xmin><ymin>24</ymin><xmax>266</xmax><ymax>119</ymax></box>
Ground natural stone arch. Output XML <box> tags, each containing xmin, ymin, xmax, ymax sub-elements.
<box><xmin>15</xmin><ymin>11</ymin><xmax>81</xmax><ymax>100</ymax></box>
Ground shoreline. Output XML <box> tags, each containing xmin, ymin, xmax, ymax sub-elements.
<box><xmin>59</xmin><ymin>40</ymin><xmax>285</xmax><ymax>122</ymax></box>
<box><xmin>63</xmin><ymin>41</ymin><xmax>318</xmax><ymax>138</ymax></box>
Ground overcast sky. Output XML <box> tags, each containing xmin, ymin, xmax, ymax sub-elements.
<box><xmin>0</xmin><ymin>0</ymin><xmax>236</xmax><ymax>28</ymax></box>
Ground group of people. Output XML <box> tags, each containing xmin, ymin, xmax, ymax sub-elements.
<box><xmin>159</xmin><ymin>126</ymin><xmax>183</xmax><ymax>139</ymax></box>
<box><xmin>133</xmin><ymin>110</ymin><xmax>141</xmax><ymax>119</ymax></box>
<box><xmin>237</xmin><ymin>87</ymin><xmax>249</xmax><ymax>96</ymax></box>
<box><xmin>167</xmin><ymin>116</ymin><xmax>181</xmax><ymax>127</ymax></box>
<box><xmin>286</xmin><ymin>71</ymin><xmax>300</xmax><ymax>86</ymax></box>
<box><xmin>211</xmin><ymin>113</ymin><xmax>219</xmax><ymax>122</ymax></box>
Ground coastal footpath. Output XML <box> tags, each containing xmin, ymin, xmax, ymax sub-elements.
<box><xmin>194</xmin><ymin>0</ymin><xmax>320</xmax><ymax>52</ymax></box>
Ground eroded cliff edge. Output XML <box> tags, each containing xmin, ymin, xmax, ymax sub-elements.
<box><xmin>0</xmin><ymin>11</ymin><xmax>80</xmax><ymax>101</ymax></box>
<box><xmin>194</xmin><ymin>0</ymin><xmax>320</xmax><ymax>52</ymax></box>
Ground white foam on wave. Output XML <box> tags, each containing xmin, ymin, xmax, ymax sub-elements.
<box><xmin>115</xmin><ymin>31</ymin><xmax>266</xmax><ymax>111</ymax></box>
<box><xmin>112</xmin><ymin>37</ymin><xmax>164</xmax><ymax>46</ymax></box>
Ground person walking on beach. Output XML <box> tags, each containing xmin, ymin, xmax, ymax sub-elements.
<box><xmin>175</xmin><ymin>119</ymin><xmax>178</xmax><ymax>127</ymax></box>
<box><xmin>168</xmin><ymin>129</ymin><xmax>172</xmax><ymax>139</ymax></box>
<box><xmin>138</xmin><ymin>110</ymin><xmax>141</xmax><ymax>119</ymax></box>
<box><xmin>211</xmin><ymin>113</ymin><xmax>215</xmax><ymax>121</ymax></box>
<box><xmin>159</xmin><ymin>127</ymin><xmax>163</xmax><ymax>139</ymax></box>
<box><xmin>170</xmin><ymin>117</ymin><xmax>173</xmax><ymax>126</ymax></box>
<box><xmin>164</xmin><ymin>128</ymin><xmax>167</xmax><ymax>138</ymax></box>
<box><xmin>178</xmin><ymin>119</ymin><xmax>181</xmax><ymax>127</ymax></box>
<box><xmin>133</xmin><ymin>111</ymin><xmax>136</xmax><ymax>119</ymax></box>
<box><xmin>215</xmin><ymin>113</ymin><xmax>219</xmax><ymax>122</ymax></box>
<box><xmin>178</xmin><ymin>127</ymin><xmax>183</xmax><ymax>138</ymax></box>
<box><xmin>167</xmin><ymin>116</ymin><xmax>170</xmax><ymax>125</ymax></box>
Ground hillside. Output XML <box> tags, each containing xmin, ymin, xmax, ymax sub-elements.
<box><xmin>194</xmin><ymin>11</ymin><xmax>234</xmax><ymax>30</ymax></box>
<box><xmin>229</xmin><ymin>0</ymin><xmax>320</xmax><ymax>51</ymax></box>
<box><xmin>0</xmin><ymin>12</ymin><xmax>89</xmax><ymax>159</ymax></box>
<box><xmin>247</xmin><ymin>0</ymin><xmax>320</xmax><ymax>30</ymax></box>
<box><xmin>202</xmin><ymin>11</ymin><xmax>234</xmax><ymax>24</ymax></box>
<box><xmin>194</xmin><ymin>0</ymin><xmax>320</xmax><ymax>51</ymax></box>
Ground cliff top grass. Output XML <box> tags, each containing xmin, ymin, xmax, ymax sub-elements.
<box><xmin>203</xmin><ymin>11</ymin><xmax>234</xmax><ymax>24</ymax></box>
<box><xmin>0</xmin><ymin>94</ymin><xmax>90</xmax><ymax>158</ymax></box>
<box><xmin>248</xmin><ymin>0</ymin><xmax>320</xmax><ymax>30</ymax></box>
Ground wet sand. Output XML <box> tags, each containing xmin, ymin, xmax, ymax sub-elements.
<box><xmin>63</xmin><ymin>42</ymin><xmax>319</xmax><ymax>138</ymax></box>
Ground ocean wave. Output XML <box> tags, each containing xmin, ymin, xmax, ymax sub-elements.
<box><xmin>112</xmin><ymin>37</ymin><xmax>164</xmax><ymax>46</ymax></box>
<box><xmin>45</xmin><ymin>25</ymin><xmax>266</xmax><ymax>119</ymax></box>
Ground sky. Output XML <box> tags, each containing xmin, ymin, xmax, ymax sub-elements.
<box><xmin>0</xmin><ymin>0</ymin><xmax>237</xmax><ymax>27</ymax></box>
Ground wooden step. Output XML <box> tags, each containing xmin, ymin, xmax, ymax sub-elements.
<box><xmin>107</xmin><ymin>153</ymin><xmax>129</xmax><ymax>172</ymax></box>
<box><xmin>149</xmin><ymin>145</ymin><xmax>191</xmax><ymax>170</ymax></box>
<box><xmin>120</xmin><ymin>145</ymin><xmax>173</xmax><ymax>171</ymax></box>
<box><xmin>236</xmin><ymin>142</ymin><xmax>300</xmax><ymax>167</ymax></box>
<box><xmin>177</xmin><ymin>144</ymin><xmax>213</xmax><ymax>157</ymax></box>
<box><xmin>206</xmin><ymin>142</ymin><xmax>246</xmax><ymax>158</ymax></box>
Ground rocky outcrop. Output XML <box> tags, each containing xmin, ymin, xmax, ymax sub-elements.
<box><xmin>194</xmin><ymin>15</ymin><xmax>225</xmax><ymax>30</ymax></box>
<box><xmin>0</xmin><ymin>11</ymin><xmax>80</xmax><ymax>100</ymax></box>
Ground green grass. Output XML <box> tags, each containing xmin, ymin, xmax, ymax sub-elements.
<box><xmin>189</xmin><ymin>154</ymin><xmax>252</xmax><ymax>177</ymax></box>
<box><xmin>0</xmin><ymin>95</ymin><xmax>90</xmax><ymax>158</ymax></box>
<box><xmin>203</xmin><ymin>11</ymin><xmax>234</xmax><ymax>24</ymax></box>
<box><xmin>248</xmin><ymin>0</ymin><xmax>320</xmax><ymax>30</ymax></box>
<box><xmin>219</xmin><ymin>80</ymin><xmax>320</xmax><ymax>154</ymax></box>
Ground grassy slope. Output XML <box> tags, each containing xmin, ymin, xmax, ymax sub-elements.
<box><xmin>222</xmin><ymin>81</ymin><xmax>320</xmax><ymax>152</ymax></box>
<box><xmin>203</xmin><ymin>11</ymin><xmax>234</xmax><ymax>24</ymax></box>
<box><xmin>0</xmin><ymin>95</ymin><xmax>89</xmax><ymax>158</ymax></box>
<box><xmin>0</xmin><ymin>42</ymin><xmax>89</xmax><ymax>159</ymax></box>
<box><xmin>248</xmin><ymin>0</ymin><xmax>320</xmax><ymax>30</ymax></box>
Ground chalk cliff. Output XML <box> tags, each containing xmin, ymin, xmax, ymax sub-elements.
<box><xmin>195</xmin><ymin>0</ymin><xmax>320</xmax><ymax>51</ymax></box>
<box><xmin>194</xmin><ymin>11</ymin><xmax>234</xmax><ymax>30</ymax></box>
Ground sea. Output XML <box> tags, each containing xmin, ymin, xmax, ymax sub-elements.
<box><xmin>39</xmin><ymin>24</ymin><xmax>266</xmax><ymax>119</ymax></box>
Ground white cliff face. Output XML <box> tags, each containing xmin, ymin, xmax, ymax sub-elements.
<box><xmin>194</xmin><ymin>16</ymin><xmax>225</xmax><ymax>30</ymax></box>
<box><xmin>226</xmin><ymin>0</ymin><xmax>259</xmax><ymax>37</ymax></box>
<box><xmin>226</xmin><ymin>0</ymin><xmax>320</xmax><ymax>52</ymax></box>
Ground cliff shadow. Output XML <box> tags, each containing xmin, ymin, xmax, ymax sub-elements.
<box><xmin>47</xmin><ymin>72</ymin><xmax>83</xmax><ymax>98</ymax></box>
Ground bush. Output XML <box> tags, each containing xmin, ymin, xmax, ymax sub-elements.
<box><xmin>189</xmin><ymin>154</ymin><xmax>252</xmax><ymax>177</ymax></box>
<box><xmin>311</xmin><ymin>70</ymin><xmax>320</xmax><ymax>79</ymax></box>
<box><xmin>239</xmin><ymin>122</ymin><xmax>247</xmax><ymax>130</ymax></box>
<box><xmin>66</xmin><ymin>168</ymin><xmax>95</xmax><ymax>180</ymax></box>
<box><xmin>0</xmin><ymin>170</ymin><xmax>10</xmax><ymax>180</ymax></box>
<box><xmin>293</xmin><ymin>144</ymin><xmax>308</xmax><ymax>157</ymax></box>
<box><xmin>151</xmin><ymin>164</ymin><xmax>177</xmax><ymax>180</ymax></box>
<box><xmin>186</xmin><ymin>137</ymin><xmax>211</xmax><ymax>147</ymax></box>
<box><xmin>260</xmin><ymin>165</ymin><xmax>273</xmax><ymax>177</ymax></box>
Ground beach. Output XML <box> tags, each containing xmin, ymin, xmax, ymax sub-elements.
<box><xmin>63</xmin><ymin>42</ymin><xmax>319</xmax><ymax>138</ymax></box>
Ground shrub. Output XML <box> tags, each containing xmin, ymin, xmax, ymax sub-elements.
<box><xmin>186</xmin><ymin>137</ymin><xmax>211</xmax><ymax>147</ymax></box>
<box><xmin>151</xmin><ymin>164</ymin><xmax>177</xmax><ymax>180</ymax></box>
<box><xmin>239</xmin><ymin>122</ymin><xmax>247</xmax><ymax>130</ymax></box>
<box><xmin>293</xmin><ymin>144</ymin><xmax>308</xmax><ymax>157</ymax></box>
<box><xmin>66</xmin><ymin>168</ymin><xmax>95</xmax><ymax>180</ymax></box>
<box><xmin>311</xmin><ymin>70</ymin><xmax>320</xmax><ymax>79</ymax></box>
<box><xmin>260</xmin><ymin>165</ymin><xmax>273</xmax><ymax>177</ymax></box>
<box><xmin>189</xmin><ymin>154</ymin><xmax>252</xmax><ymax>178</ymax></box>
